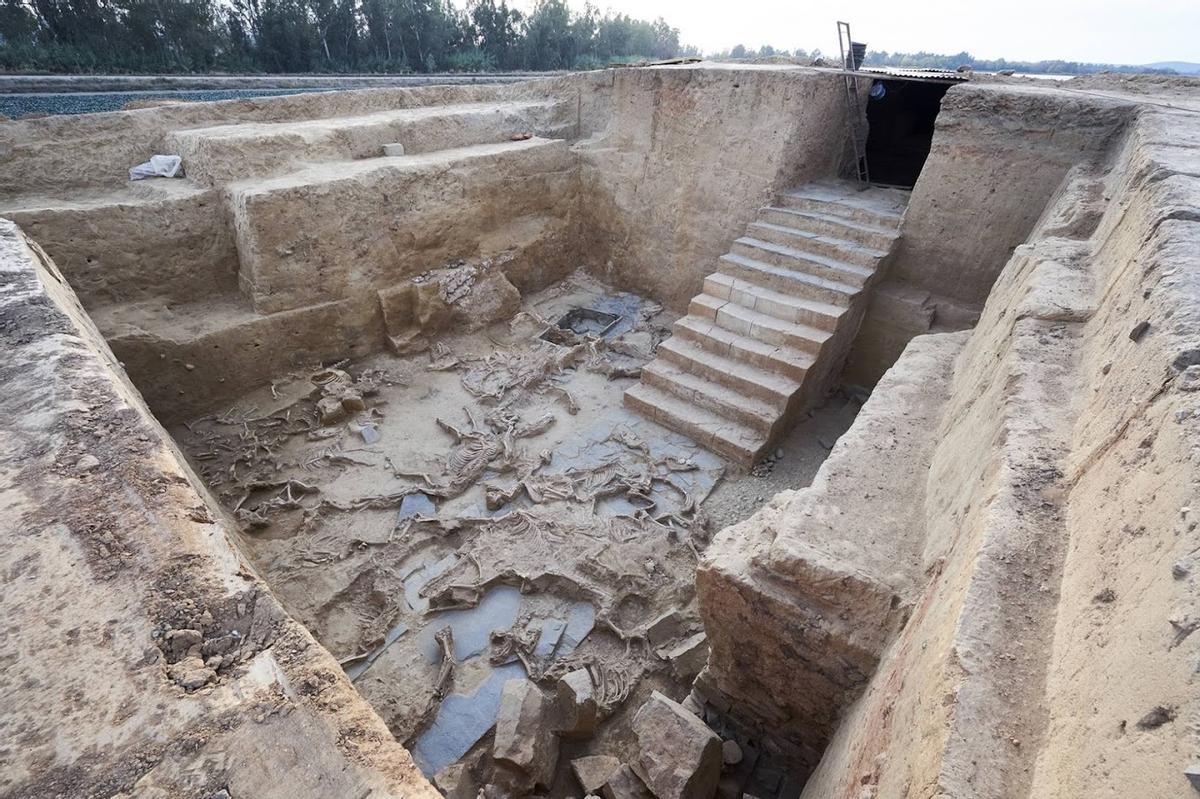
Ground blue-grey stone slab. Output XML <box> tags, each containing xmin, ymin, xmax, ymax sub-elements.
<box><xmin>418</xmin><ymin>584</ymin><xmax>523</xmax><ymax>664</ymax></box>
<box><xmin>411</xmin><ymin>662</ymin><xmax>526</xmax><ymax>777</ymax></box>
<box><xmin>398</xmin><ymin>491</ymin><xmax>437</xmax><ymax>520</ymax></box>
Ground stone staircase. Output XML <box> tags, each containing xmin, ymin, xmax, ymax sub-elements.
<box><xmin>625</xmin><ymin>180</ymin><xmax>908</xmax><ymax>466</ymax></box>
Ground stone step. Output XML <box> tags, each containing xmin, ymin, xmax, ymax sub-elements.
<box><xmin>641</xmin><ymin>360</ymin><xmax>778</xmax><ymax>435</ymax></box>
<box><xmin>656</xmin><ymin>336</ymin><xmax>798</xmax><ymax>407</ymax></box>
<box><xmin>758</xmin><ymin>206</ymin><xmax>900</xmax><ymax>250</ymax></box>
<box><xmin>717</xmin><ymin>252</ymin><xmax>858</xmax><ymax>307</ymax></box>
<box><xmin>703</xmin><ymin>273</ymin><xmax>845</xmax><ymax>333</ymax></box>
<box><xmin>624</xmin><ymin>179</ymin><xmax>910</xmax><ymax>467</ymax></box>
<box><xmin>732</xmin><ymin>237</ymin><xmax>876</xmax><ymax>283</ymax></box>
<box><xmin>776</xmin><ymin>186</ymin><xmax>906</xmax><ymax>229</ymax></box>
<box><xmin>745</xmin><ymin>221</ymin><xmax>887</xmax><ymax>269</ymax></box>
<box><xmin>673</xmin><ymin>314</ymin><xmax>815</xmax><ymax>381</ymax></box>
<box><xmin>624</xmin><ymin>383</ymin><xmax>765</xmax><ymax>466</ymax></box>
<box><xmin>689</xmin><ymin>293</ymin><xmax>831</xmax><ymax>355</ymax></box>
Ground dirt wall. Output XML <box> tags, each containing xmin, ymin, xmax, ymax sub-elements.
<box><xmin>791</xmin><ymin>104</ymin><xmax>1200</xmax><ymax>799</ymax></box>
<box><xmin>0</xmin><ymin>80</ymin><xmax>562</xmax><ymax>195</ymax></box>
<box><xmin>574</xmin><ymin>65</ymin><xmax>848</xmax><ymax>312</ymax></box>
<box><xmin>1024</xmin><ymin>111</ymin><xmax>1200</xmax><ymax>798</ymax></box>
<box><xmin>0</xmin><ymin>218</ymin><xmax>440</xmax><ymax>798</ymax></box>
<box><xmin>843</xmin><ymin>81</ymin><xmax>1136</xmax><ymax>387</ymax></box>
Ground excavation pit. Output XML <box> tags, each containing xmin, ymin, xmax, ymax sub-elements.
<box><xmin>3</xmin><ymin>63</ymin><xmax>1198</xmax><ymax>799</ymax></box>
<box><xmin>163</xmin><ymin>269</ymin><xmax>843</xmax><ymax>793</ymax></box>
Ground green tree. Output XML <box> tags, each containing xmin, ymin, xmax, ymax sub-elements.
<box><xmin>1</xmin><ymin>0</ymin><xmax>39</xmax><ymax>44</ymax></box>
<box><xmin>522</xmin><ymin>0</ymin><xmax>573</xmax><ymax>70</ymax></box>
<box><xmin>468</xmin><ymin>0</ymin><xmax>521</xmax><ymax>70</ymax></box>
<box><xmin>0</xmin><ymin>0</ymin><xmax>693</xmax><ymax>75</ymax></box>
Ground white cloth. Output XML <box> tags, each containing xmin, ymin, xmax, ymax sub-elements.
<box><xmin>129</xmin><ymin>154</ymin><xmax>183</xmax><ymax>180</ymax></box>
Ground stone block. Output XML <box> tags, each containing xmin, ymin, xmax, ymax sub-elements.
<box><xmin>572</xmin><ymin>755</ymin><xmax>621</xmax><ymax>794</ymax></box>
<box><xmin>644</xmin><ymin>609</ymin><xmax>688</xmax><ymax>648</ymax></box>
<box><xmin>555</xmin><ymin>668</ymin><xmax>599</xmax><ymax>738</ymax></box>
<box><xmin>493</xmin><ymin>679</ymin><xmax>558</xmax><ymax>789</ymax></box>
<box><xmin>632</xmin><ymin>691</ymin><xmax>721</xmax><ymax>799</ymax></box>
<box><xmin>434</xmin><ymin>762</ymin><xmax>475</xmax><ymax>799</ymax></box>
<box><xmin>601</xmin><ymin>764</ymin><xmax>654</xmax><ymax>799</ymax></box>
<box><xmin>664</xmin><ymin>631</ymin><xmax>708</xmax><ymax>681</ymax></box>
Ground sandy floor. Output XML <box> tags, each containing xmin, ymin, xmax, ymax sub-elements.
<box><xmin>705</xmin><ymin>392</ymin><xmax>862</xmax><ymax>532</ymax></box>
<box><xmin>172</xmin><ymin>271</ymin><xmax>857</xmax><ymax>796</ymax></box>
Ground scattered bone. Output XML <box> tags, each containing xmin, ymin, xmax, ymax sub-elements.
<box><xmin>587</xmin><ymin>660</ymin><xmax>637</xmax><ymax>712</ymax></box>
<box><xmin>427</xmin><ymin>342</ymin><xmax>461</xmax><ymax>371</ymax></box>
<box><xmin>410</xmin><ymin>627</ymin><xmax>456</xmax><ymax>736</ymax></box>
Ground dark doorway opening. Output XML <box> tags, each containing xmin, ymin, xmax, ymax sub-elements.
<box><xmin>864</xmin><ymin>79</ymin><xmax>951</xmax><ymax>188</ymax></box>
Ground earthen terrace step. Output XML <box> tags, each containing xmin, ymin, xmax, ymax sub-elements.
<box><xmin>655</xmin><ymin>336</ymin><xmax>799</xmax><ymax>407</ymax></box>
<box><xmin>673</xmin><ymin>314</ymin><xmax>815</xmax><ymax>381</ymax></box>
<box><xmin>777</xmin><ymin>186</ymin><xmax>906</xmax><ymax>228</ymax></box>
<box><xmin>168</xmin><ymin>99</ymin><xmax>562</xmax><ymax>184</ymax></box>
<box><xmin>231</xmin><ymin>135</ymin><xmax>565</xmax><ymax>195</ymax></box>
<box><xmin>731</xmin><ymin>236</ymin><xmax>876</xmax><ymax>282</ymax></box>
<box><xmin>229</xmin><ymin>136</ymin><xmax>572</xmax><ymax>314</ymax></box>
<box><xmin>745</xmin><ymin>221</ymin><xmax>888</xmax><ymax>268</ymax></box>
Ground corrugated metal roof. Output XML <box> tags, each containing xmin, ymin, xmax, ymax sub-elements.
<box><xmin>858</xmin><ymin>66</ymin><xmax>969</xmax><ymax>82</ymax></box>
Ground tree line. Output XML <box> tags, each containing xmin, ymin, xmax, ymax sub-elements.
<box><xmin>863</xmin><ymin>49</ymin><xmax>1176</xmax><ymax>75</ymax></box>
<box><xmin>0</xmin><ymin>0</ymin><xmax>694</xmax><ymax>74</ymax></box>
<box><xmin>710</xmin><ymin>44</ymin><xmax>1177</xmax><ymax>76</ymax></box>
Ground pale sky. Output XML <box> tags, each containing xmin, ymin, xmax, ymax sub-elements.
<box><xmin>504</xmin><ymin>0</ymin><xmax>1199</xmax><ymax>66</ymax></box>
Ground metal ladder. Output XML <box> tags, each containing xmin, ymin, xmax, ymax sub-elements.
<box><xmin>837</xmin><ymin>21</ymin><xmax>870</xmax><ymax>183</ymax></box>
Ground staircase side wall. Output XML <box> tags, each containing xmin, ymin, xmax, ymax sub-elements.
<box><xmin>696</xmin><ymin>328</ymin><xmax>965</xmax><ymax>770</ymax></box>
<box><xmin>842</xmin><ymin>82</ymin><xmax>1136</xmax><ymax>387</ymax></box>
<box><xmin>774</xmin><ymin>243</ymin><xmax>900</xmax><ymax>449</ymax></box>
